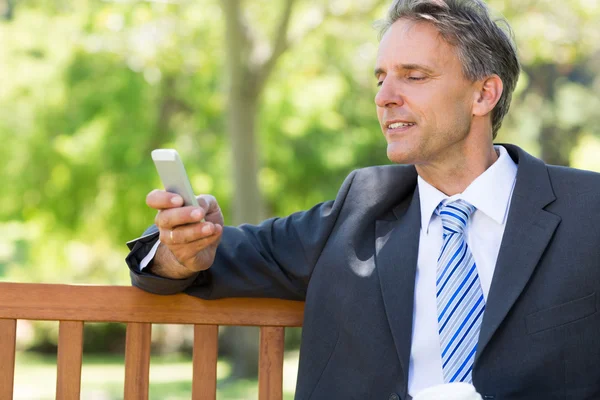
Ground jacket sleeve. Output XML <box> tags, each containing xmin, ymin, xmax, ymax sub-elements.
<box><xmin>127</xmin><ymin>170</ymin><xmax>357</xmax><ymax>300</ymax></box>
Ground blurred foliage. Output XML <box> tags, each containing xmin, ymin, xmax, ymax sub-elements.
<box><xmin>1</xmin><ymin>0</ymin><xmax>599</xmax><ymax>356</ymax></box>
<box><xmin>489</xmin><ymin>0</ymin><xmax>600</xmax><ymax>163</ymax></box>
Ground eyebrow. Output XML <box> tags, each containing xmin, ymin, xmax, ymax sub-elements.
<box><xmin>374</xmin><ymin>63</ymin><xmax>436</xmax><ymax>78</ymax></box>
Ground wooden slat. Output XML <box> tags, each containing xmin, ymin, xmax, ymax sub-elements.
<box><xmin>258</xmin><ymin>326</ymin><xmax>285</xmax><ymax>400</ymax></box>
<box><xmin>56</xmin><ymin>321</ymin><xmax>84</xmax><ymax>400</ymax></box>
<box><xmin>192</xmin><ymin>325</ymin><xmax>218</xmax><ymax>400</ymax></box>
<box><xmin>124</xmin><ymin>323</ymin><xmax>151</xmax><ymax>400</ymax></box>
<box><xmin>0</xmin><ymin>319</ymin><xmax>17</xmax><ymax>400</ymax></box>
<box><xmin>0</xmin><ymin>283</ymin><xmax>304</xmax><ymax>327</ymax></box>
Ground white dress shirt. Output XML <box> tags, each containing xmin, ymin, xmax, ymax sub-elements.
<box><xmin>408</xmin><ymin>145</ymin><xmax>518</xmax><ymax>395</ymax></box>
<box><xmin>140</xmin><ymin>240</ymin><xmax>160</xmax><ymax>271</ymax></box>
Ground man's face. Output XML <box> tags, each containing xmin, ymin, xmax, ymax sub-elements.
<box><xmin>375</xmin><ymin>19</ymin><xmax>479</xmax><ymax>166</ymax></box>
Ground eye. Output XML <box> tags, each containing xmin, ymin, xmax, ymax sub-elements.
<box><xmin>408</xmin><ymin>76</ymin><xmax>426</xmax><ymax>81</ymax></box>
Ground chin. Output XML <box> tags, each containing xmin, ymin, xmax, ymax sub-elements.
<box><xmin>387</xmin><ymin>153</ymin><xmax>413</xmax><ymax>165</ymax></box>
<box><xmin>387</xmin><ymin>146</ymin><xmax>416</xmax><ymax>165</ymax></box>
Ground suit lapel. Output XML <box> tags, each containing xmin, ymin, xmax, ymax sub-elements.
<box><xmin>376</xmin><ymin>188</ymin><xmax>421</xmax><ymax>397</ymax></box>
<box><xmin>476</xmin><ymin>145</ymin><xmax>561</xmax><ymax>362</ymax></box>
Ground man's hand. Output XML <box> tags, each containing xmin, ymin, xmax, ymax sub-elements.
<box><xmin>146</xmin><ymin>190</ymin><xmax>224</xmax><ymax>279</ymax></box>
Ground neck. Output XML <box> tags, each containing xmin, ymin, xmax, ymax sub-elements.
<box><xmin>416</xmin><ymin>144</ymin><xmax>498</xmax><ymax>196</ymax></box>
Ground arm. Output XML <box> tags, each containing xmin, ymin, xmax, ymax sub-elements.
<box><xmin>126</xmin><ymin>170</ymin><xmax>357</xmax><ymax>299</ymax></box>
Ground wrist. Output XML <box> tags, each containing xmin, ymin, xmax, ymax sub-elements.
<box><xmin>152</xmin><ymin>243</ymin><xmax>198</xmax><ymax>279</ymax></box>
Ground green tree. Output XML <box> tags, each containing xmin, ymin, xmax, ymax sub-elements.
<box><xmin>492</xmin><ymin>0</ymin><xmax>600</xmax><ymax>165</ymax></box>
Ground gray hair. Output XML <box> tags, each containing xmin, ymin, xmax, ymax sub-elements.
<box><xmin>377</xmin><ymin>0</ymin><xmax>520</xmax><ymax>138</ymax></box>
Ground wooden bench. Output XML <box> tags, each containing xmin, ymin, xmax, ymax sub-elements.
<box><xmin>0</xmin><ymin>282</ymin><xmax>304</xmax><ymax>400</ymax></box>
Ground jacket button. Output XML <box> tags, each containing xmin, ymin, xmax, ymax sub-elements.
<box><xmin>388</xmin><ymin>394</ymin><xmax>400</xmax><ymax>400</ymax></box>
<box><xmin>482</xmin><ymin>396</ymin><xmax>495</xmax><ymax>400</ymax></box>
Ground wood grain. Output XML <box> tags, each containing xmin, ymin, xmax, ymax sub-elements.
<box><xmin>124</xmin><ymin>322</ymin><xmax>152</xmax><ymax>400</ymax></box>
<box><xmin>192</xmin><ymin>324</ymin><xmax>219</xmax><ymax>400</ymax></box>
<box><xmin>0</xmin><ymin>282</ymin><xmax>304</xmax><ymax>327</ymax></box>
<box><xmin>0</xmin><ymin>281</ymin><xmax>305</xmax><ymax>399</ymax></box>
<box><xmin>258</xmin><ymin>326</ymin><xmax>285</xmax><ymax>400</ymax></box>
<box><xmin>0</xmin><ymin>319</ymin><xmax>16</xmax><ymax>400</ymax></box>
<box><xmin>56</xmin><ymin>320</ymin><xmax>84</xmax><ymax>400</ymax></box>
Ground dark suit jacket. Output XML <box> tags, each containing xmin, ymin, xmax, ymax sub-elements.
<box><xmin>127</xmin><ymin>144</ymin><xmax>600</xmax><ymax>400</ymax></box>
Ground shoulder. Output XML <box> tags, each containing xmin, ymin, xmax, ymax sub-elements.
<box><xmin>348</xmin><ymin>164</ymin><xmax>417</xmax><ymax>187</ymax></box>
<box><xmin>542</xmin><ymin>165</ymin><xmax>600</xmax><ymax>217</ymax></box>
<box><xmin>333</xmin><ymin>164</ymin><xmax>418</xmax><ymax>215</ymax></box>
<box><xmin>503</xmin><ymin>143</ymin><xmax>600</xmax><ymax>199</ymax></box>
<box><xmin>547</xmin><ymin>165</ymin><xmax>600</xmax><ymax>197</ymax></box>
<box><xmin>342</xmin><ymin>164</ymin><xmax>418</xmax><ymax>196</ymax></box>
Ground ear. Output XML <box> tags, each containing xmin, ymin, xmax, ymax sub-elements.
<box><xmin>472</xmin><ymin>74</ymin><xmax>503</xmax><ymax>117</ymax></box>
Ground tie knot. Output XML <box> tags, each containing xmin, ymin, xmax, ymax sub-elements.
<box><xmin>438</xmin><ymin>199</ymin><xmax>475</xmax><ymax>235</ymax></box>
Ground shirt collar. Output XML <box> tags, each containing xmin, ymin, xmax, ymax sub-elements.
<box><xmin>418</xmin><ymin>145</ymin><xmax>518</xmax><ymax>232</ymax></box>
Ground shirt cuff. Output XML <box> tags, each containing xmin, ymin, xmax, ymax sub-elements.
<box><xmin>140</xmin><ymin>240</ymin><xmax>161</xmax><ymax>271</ymax></box>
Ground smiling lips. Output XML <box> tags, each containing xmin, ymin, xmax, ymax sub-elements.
<box><xmin>386</xmin><ymin>121</ymin><xmax>416</xmax><ymax>133</ymax></box>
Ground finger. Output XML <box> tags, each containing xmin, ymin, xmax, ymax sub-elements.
<box><xmin>183</xmin><ymin>225</ymin><xmax>222</xmax><ymax>249</ymax></box>
<box><xmin>197</xmin><ymin>195</ymin><xmax>220</xmax><ymax>215</ymax></box>
<box><xmin>146</xmin><ymin>189</ymin><xmax>184</xmax><ymax>210</ymax></box>
<box><xmin>197</xmin><ymin>195</ymin><xmax>224</xmax><ymax>225</ymax></box>
<box><xmin>155</xmin><ymin>206</ymin><xmax>205</xmax><ymax>229</ymax></box>
<box><xmin>173</xmin><ymin>230</ymin><xmax>221</xmax><ymax>269</ymax></box>
<box><xmin>172</xmin><ymin>228</ymin><xmax>224</xmax><ymax>260</ymax></box>
<box><xmin>161</xmin><ymin>221</ymin><xmax>221</xmax><ymax>245</ymax></box>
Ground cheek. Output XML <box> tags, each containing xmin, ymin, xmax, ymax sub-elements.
<box><xmin>376</xmin><ymin>107</ymin><xmax>384</xmax><ymax>124</ymax></box>
<box><xmin>414</xmin><ymin>86</ymin><xmax>467</xmax><ymax>125</ymax></box>
<box><xmin>405</xmin><ymin>84</ymin><xmax>437</xmax><ymax>110</ymax></box>
<box><xmin>444</xmin><ymin>82</ymin><xmax>475</xmax><ymax>113</ymax></box>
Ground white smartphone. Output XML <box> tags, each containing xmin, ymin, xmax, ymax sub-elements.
<box><xmin>151</xmin><ymin>149</ymin><xmax>199</xmax><ymax>207</ymax></box>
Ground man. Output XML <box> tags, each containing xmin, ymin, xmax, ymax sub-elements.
<box><xmin>126</xmin><ymin>0</ymin><xmax>600</xmax><ymax>399</ymax></box>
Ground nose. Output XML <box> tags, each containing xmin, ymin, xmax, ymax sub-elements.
<box><xmin>375</xmin><ymin>79</ymin><xmax>404</xmax><ymax>109</ymax></box>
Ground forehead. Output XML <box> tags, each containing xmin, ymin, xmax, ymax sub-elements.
<box><xmin>376</xmin><ymin>19</ymin><xmax>457</xmax><ymax>70</ymax></box>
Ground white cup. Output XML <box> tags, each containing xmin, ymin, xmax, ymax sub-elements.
<box><xmin>413</xmin><ymin>382</ymin><xmax>482</xmax><ymax>400</ymax></box>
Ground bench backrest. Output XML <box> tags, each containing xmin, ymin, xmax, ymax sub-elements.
<box><xmin>0</xmin><ymin>282</ymin><xmax>304</xmax><ymax>400</ymax></box>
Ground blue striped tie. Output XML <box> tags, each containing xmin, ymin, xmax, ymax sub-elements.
<box><xmin>436</xmin><ymin>199</ymin><xmax>485</xmax><ymax>383</ymax></box>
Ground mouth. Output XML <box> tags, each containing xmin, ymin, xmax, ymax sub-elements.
<box><xmin>385</xmin><ymin>121</ymin><xmax>416</xmax><ymax>133</ymax></box>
